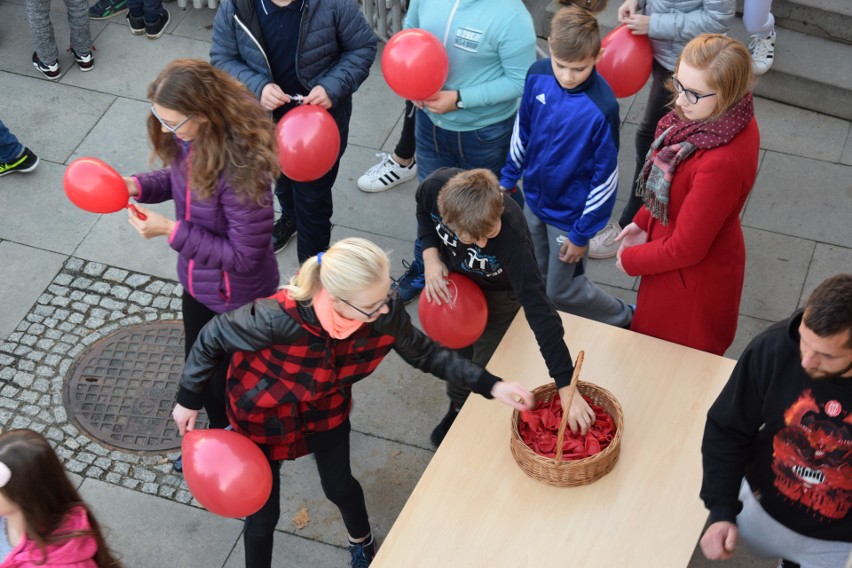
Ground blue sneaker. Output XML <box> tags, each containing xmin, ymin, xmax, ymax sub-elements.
<box><xmin>348</xmin><ymin>536</ymin><xmax>376</xmax><ymax>568</ymax></box>
<box><xmin>393</xmin><ymin>259</ymin><xmax>424</xmax><ymax>303</ymax></box>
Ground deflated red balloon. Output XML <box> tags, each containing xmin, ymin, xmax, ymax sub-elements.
<box><xmin>418</xmin><ymin>272</ymin><xmax>488</xmax><ymax>349</ymax></box>
<box><xmin>181</xmin><ymin>429</ymin><xmax>272</xmax><ymax>518</ymax></box>
<box><xmin>63</xmin><ymin>157</ymin><xmax>130</xmax><ymax>214</ymax></box>
<box><xmin>597</xmin><ymin>25</ymin><xmax>653</xmax><ymax>98</ymax></box>
<box><xmin>381</xmin><ymin>28</ymin><xmax>449</xmax><ymax>101</ymax></box>
<box><xmin>276</xmin><ymin>105</ymin><xmax>341</xmax><ymax>182</ymax></box>
<box><xmin>519</xmin><ymin>395</ymin><xmax>616</xmax><ymax>460</ymax></box>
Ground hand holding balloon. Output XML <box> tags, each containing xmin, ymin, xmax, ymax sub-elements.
<box><xmin>64</xmin><ymin>157</ymin><xmax>147</xmax><ymax>219</ymax></box>
<box><xmin>172</xmin><ymin>404</ymin><xmax>199</xmax><ymax>435</ymax></box>
<box><xmin>422</xmin><ymin>90</ymin><xmax>459</xmax><ymax>115</ymax></box>
<box><xmin>302</xmin><ymin>85</ymin><xmax>332</xmax><ymax>109</ymax></box>
<box><xmin>127</xmin><ymin>205</ymin><xmax>175</xmax><ymax>239</ymax></box>
<box><xmin>423</xmin><ymin>248</ymin><xmax>451</xmax><ymax>305</ymax></box>
<box><xmin>382</xmin><ymin>29</ymin><xmax>449</xmax><ymax>100</ymax></box>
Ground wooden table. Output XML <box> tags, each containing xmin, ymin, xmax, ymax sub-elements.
<box><xmin>373</xmin><ymin>311</ymin><xmax>736</xmax><ymax>567</ymax></box>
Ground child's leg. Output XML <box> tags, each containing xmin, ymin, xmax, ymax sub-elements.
<box><xmin>26</xmin><ymin>0</ymin><xmax>59</xmax><ymax>65</ymax></box>
<box><xmin>244</xmin><ymin>460</ymin><xmax>281</xmax><ymax>568</ymax></box>
<box><xmin>394</xmin><ymin>100</ymin><xmax>416</xmax><ymax>162</ymax></box>
<box><xmin>64</xmin><ymin>0</ymin><xmax>92</xmax><ymax>54</ymax></box>
<box><xmin>314</xmin><ymin>436</ymin><xmax>371</xmax><ymax>540</ymax></box>
<box><xmin>142</xmin><ymin>0</ymin><xmax>165</xmax><ymax>23</ymax></box>
<box><xmin>743</xmin><ymin>0</ymin><xmax>774</xmax><ymax>36</ymax></box>
<box><xmin>0</xmin><ymin>120</ymin><xmax>24</xmax><ymax>164</ymax></box>
<box><xmin>126</xmin><ymin>0</ymin><xmax>144</xmax><ymax>19</ymax></box>
<box><xmin>533</xmin><ymin>214</ymin><xmax>632</xmax><ymax>327</ymax></box>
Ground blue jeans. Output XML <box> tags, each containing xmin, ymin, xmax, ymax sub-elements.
<box><xmin>0</xmin><ymin>119</ymin><xmax>23</xmax><ymax>163</ymax></box>
<box><xmin>411</xmin><ymin>110</ymin><xmax>521</xmax><ymax>267</ymax></box>
<box><xmin>127</xmin><ymin>0</ymin><xmax>164</xmax><ymax>24</ymax></box>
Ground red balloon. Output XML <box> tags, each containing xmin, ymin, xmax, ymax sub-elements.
<box><xmin>418</xmin><ymin>273</ymin><xmax>488</xmax><ymax>349</ymax></box>
<box><xmin>597</xmin><ymin>25</ymin><xmax>653</xmax><ymax>98</ymax></box>
<box><xmin>63</xmin><ymin>157</ymin><xmax>130</xmax><ymax>214</ymax></box>
<box><xmin>382</xmin><ymin>29</ymin><xmax>449</xmax><ymax>100</ymax></box>
<box><xmin>181</xmin><ymin>429</ymin><xmax>272</xmax><ymax>518</ymax></box>
<box><xmin>276</xmin><ymin>105</ymin><xmax>341</xmax><ymax>182</ymax></box>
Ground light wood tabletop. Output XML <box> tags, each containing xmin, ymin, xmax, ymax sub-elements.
<box><xmin>372</xmin><ymin>310</ymin><xmax>736</xmax><ymax>567</ymax></box>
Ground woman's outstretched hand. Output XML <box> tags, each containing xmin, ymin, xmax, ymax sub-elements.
<box><xmin>491</xmin><ymin>381</ymin><xmax>535</xmax><ymax>411</ymax></box>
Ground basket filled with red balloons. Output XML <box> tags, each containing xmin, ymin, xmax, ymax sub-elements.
<box><xmin>181</xmin><ymin>429</ymin><xmax>272</xmax><ymax>518</ymax></box>
<box><xmin>510</xmin><ymin>351</ymin><xmax>623</xmax><ymax>487</ymax></box>
<box><xmin>418</xmin><ymin>272</ymin><xmax>488</xmax><ymax>349</ymax></box>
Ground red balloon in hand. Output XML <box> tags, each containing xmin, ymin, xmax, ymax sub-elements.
<box><xmin>597</xmin><ymin>25</ymin><xmax>653</xmax><ymax>98</ymax></box>
<box><xmin>418</xmin><ymin>273</ymin><xmax>488</xmax><ymax>349</ymax></box>
<box><xmin>276</xmin><ymin>105</ymin><xmax>341</xmax><ymax>182</ymax></box>
<box><xmin>182</xmin><ymin>429</ymin><xmax>272</xmax><ymax>518</ymax></box>
<box><xmin>64</xmin><ymin>157</ymin><xmax>131</xmax><ymax>214</ymax></box>
<box><xmin>382</xmin><ymin>29</ymin><xmax>449</xmax><ymax>101</ymax></box>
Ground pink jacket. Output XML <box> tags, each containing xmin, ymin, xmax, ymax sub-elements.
<box><xmin>2</xmin><ymin>507</ymin><xmax>98</xmax><ymax>568</ymax></box>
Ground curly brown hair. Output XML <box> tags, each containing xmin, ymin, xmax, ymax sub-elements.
<box><xmin>146</xmin><ymin>59</ymin><xmax>278</xmax><ymax>203</ymax></box>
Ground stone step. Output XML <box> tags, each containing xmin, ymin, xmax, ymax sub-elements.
<box><xmin>739</xmin><ymin>0</ymin><xmax>852</xmax><ymax>44</ymax></box>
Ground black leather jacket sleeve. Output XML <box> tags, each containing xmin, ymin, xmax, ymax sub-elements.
<box><xmin>374</xmin><ymin>299</ymin><xmax>501</xmax><ymax>398</ymax></box>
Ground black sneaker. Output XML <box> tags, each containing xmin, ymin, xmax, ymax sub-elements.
<box><xmin>70</xmin><ymin>48</ymin><xmax>94</xmax><ymax>71</ymax></box>
<box><xmin>126</xmin><ymin>12</ymin><xmax>145</xmax><ymax>34</ymax></box>
<box><xmin>348</xmin><ymin>536</ymin><xmax>376</xmax><ymax>568</ymax></box>
<box><xmin>0</xmin><ymin>148</ymin><xmax>39</xmax><ymax>177</ymax></box>
<box><xmin>32</xmin><ymin>52</ymin><xmax>60</xmax><ymax>80</ymax></box>
<box><xmin>172</xmin><ymin>454</ymin><xmax>183</xmax><ymax>473</ymax></box>
<box><xmin>89</xmin><ymin>0</ymin><xmax>128</xmax><ymax>19</ymax></box>
<box><xmin>393</xmin><ymin>259</ymin><xmax>424</xmax><ymax>303</ymax></box>
<box><xmin>430</xmin><ymin>402</ymin><xmax>461</xmax><ymax>447</ymax></box>
<box><xmin>272</xmin><ymin>217</ymin><xmax>297</xmax><ymax>253</ymax></box>
<box><xmin>145</xmin><ymin>9</ymin><xmax>170</xmax><ymax>39</ymax></box>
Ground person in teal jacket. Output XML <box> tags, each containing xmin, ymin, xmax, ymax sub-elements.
<box><xmin>394</xmin><ymin>0</ymin><xmax>537</xmax><ymax>302</ymax></box>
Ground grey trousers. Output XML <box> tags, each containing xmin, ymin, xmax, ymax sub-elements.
<box><xmin>446</xmin><ymin>288</ymin><xmax>520</xmax><ymax>405</ymax></box>
<box><xmin>737</xmin><ymin>480</ymin><xmax>851</xmax><ymax>568</ymax></box>
<box><xmin>524</xmin><ymin>208</ymin><xmax>632</xmax><ymax>328</ymax></box>
<box><xmin>26</xmin><ymin>0</ymin><xmax>92</xmax><ymax>65</ymax></box>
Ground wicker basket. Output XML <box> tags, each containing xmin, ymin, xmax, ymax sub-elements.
<box><xmin>510</xmin><ymin>352</ymin><xmax>623</xmax><ymax>486</ymax></box>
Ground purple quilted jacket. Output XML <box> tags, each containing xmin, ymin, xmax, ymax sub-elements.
<box><xmin>132</xmin><ymin>144</ymin><xmax>279</xmax><ymax>313</ymax></box>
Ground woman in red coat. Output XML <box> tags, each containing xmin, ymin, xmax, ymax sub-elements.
<box><xmin>615</xmin><ymin>34</ymin><xmax>760</xmax><ymax>355</ymax></box>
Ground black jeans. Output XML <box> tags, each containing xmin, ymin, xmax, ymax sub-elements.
<box><xmin>244</xmin><ymin>436</ymin><xmax>370</xmax><ymax>568</ymax></box>
<box><xmin>181</xmin><ymin>291</ymin><xmax>229</xmax><ymax>429</ymax></box>
<box><xmin>394</xmin><ymin>100</ymin><xmax>416</xmax><ymax>161</ymax></box>
<box><xmin>618</xmin><ymin>60</ymin><xmax>673</xmax><ymax>229</ymax></box>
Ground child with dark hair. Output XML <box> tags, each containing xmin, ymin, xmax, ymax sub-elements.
<box><xmin>0</xmin><ymin>429</ymin><xmax>121</xmax><ymax>567</ymax></box>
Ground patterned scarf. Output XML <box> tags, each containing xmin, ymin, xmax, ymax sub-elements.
<box><xmin>636</xmin><ymin>92</ymin><xmax>755</xmax><ymax>224</ymax></box>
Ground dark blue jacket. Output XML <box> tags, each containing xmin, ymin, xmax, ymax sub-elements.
<box><xmin>210</xmin><ymin>0</ymin><xmax>376</xmax><ymax>116</ymax></box>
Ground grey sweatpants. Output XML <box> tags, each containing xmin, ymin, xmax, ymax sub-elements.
<box><xmin>524</xmin><ymin>208</ymin><xmax>632</xmax><ymax>328</ymax></box>
<box><xmin>737</xmin><ymin>480</ymin><xmax>851</xmax><ymax>567</ymax></box>
<box><xmin>26</xmin><ymin>0</ymin><xmax>92</xmax><ymax>65</ymax></box>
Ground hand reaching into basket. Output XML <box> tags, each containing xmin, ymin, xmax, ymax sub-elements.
<box><xmin>491</xmin><ymin>381</ymin><xmax>535</xmax><ymax>411</ymax></box>
<box><xmin>558</xmin><ymin>386</ymin><xmax>595</xmax><ymax>435</ymax></box>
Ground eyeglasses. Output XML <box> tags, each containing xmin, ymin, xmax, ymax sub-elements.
<box><xmin>150</xmin><ymin>105</ymin><xmax>193</xmax><ymax>133</ymax></box>
<box><xmin>671</xmin><ymin>75</ymin><xmax>716</xmax><ymax>105</ymax></box>
<box><xmin>339</xmin><ymin>289</ymin><xmax>398</xmax><ymax>319</ymax></box>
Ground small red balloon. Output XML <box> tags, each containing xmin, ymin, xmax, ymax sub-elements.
<box><xmin>382</xmin><ymin>29</ymin><xmax>449</xmax><ymax>101</ymax></box>
<box><xmin>276</xmin><ymin>105</ymin><xmax>341</xmax><ymax>182</ymax></box>
<box><xmin>418</xmin><ymin>273</ymin><xmax>488</xmax><ymax>349</ymax></box>
<box><xmin>182</xmin><ymin>429</ymin><xmax>272</xmax><ymax>518</ymax></box>
<box><xmin>597</xmin><ymin>25</ymin><xmax>653</xmax><ymax>98</ymax></box>
<box><xmin>63</xmin><ymin>157</ymin><xmax>130</xmax><ymax>214</ymax></box>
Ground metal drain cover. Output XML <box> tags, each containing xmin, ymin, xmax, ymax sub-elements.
<box><xmin>65</xmin><ymin>322</ymin><xmax>206</xmax><ymax>452</ymax></box>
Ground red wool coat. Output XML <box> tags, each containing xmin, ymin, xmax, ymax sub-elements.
<box><xmin>621</xmin><ymin>118</ymin><xmax>760</xmax><ymax>355</ymax></box>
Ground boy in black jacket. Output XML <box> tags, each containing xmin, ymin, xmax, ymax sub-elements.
<box><xmin>699</xmin><ymin>273</ymin><xmax>852</xmax><ymax>567</ymax></box>
<box><xmin>416</xmin><ymin>168</ymin><xmax>595</xmax><ymax>446</ymax></box>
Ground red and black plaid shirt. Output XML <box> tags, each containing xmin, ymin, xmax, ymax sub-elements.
<box><xmin>226</xmin><ymin>291</ymin><xmax>395</xmax><ymax>460</ymax></box>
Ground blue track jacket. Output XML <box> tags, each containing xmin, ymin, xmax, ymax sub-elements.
<box><xmin>500</xmin><ymin>61</ymin><xmax>620</xmax><ymax>248</ymax></box>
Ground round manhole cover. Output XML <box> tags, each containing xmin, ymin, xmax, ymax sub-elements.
<box><xmin>64</xmin><ymin>322</ymin><xmax>207</xmax><ymax>452</ymax></box>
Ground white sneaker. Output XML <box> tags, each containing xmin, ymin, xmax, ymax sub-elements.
<box><xmin>588</xmin><ymin>222</ymin><xmax>621</xmax><ymax>260</ymax></box>
<box><xmin>357</xmin><ymin>153</ymin><xmax>417</xmax><ymax>193</ymax></box>
<box><xmin>749</xmin><ymin>30</ymin><xmax>776</xmax><ymax>76</ymax></box>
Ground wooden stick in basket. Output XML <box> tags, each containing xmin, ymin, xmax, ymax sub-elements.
<box><xmin>554</xmin><ymin>351</ymin><xmax>584</xmax><ymax>463</ymax></box>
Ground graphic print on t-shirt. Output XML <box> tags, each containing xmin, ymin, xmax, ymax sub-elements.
<box><xmin>432</xmin><ymin>215</ymin><xmax>502</xmax><ymax>279</ymax></box>
<box><xmin>454</xmin><ymin>27</ymin><xmax>483</xmax><ymax>52</ymax></box>
<box><xmin>771</xmin><ymin>388</ymin><xmax>851</xmax><ymax>521</ymax></box>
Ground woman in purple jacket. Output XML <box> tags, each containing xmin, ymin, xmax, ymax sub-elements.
<box><xmin>124</xmin><ymin>59</ymin><xmax>280</xmax><ymax>469</ymax></box>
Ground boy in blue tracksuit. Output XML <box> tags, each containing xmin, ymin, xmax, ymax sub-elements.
<box><xmin>500</xmin><ymin>5</ymin><xmax>631</xmax><ymax>327</ymax></box>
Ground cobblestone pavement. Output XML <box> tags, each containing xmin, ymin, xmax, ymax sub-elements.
<box><xmin>0</xmin><ymin>258</ymin><xmax>201</xmax><ymax>506</ymax></box>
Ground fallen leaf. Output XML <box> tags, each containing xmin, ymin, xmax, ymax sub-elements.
<box><xmin>292</xmin><ymin>507</ymin><xmax>310</xmax><ymax>529</ymax></box>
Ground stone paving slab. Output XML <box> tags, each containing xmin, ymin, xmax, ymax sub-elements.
<box><xmin>841</xmin><ymin>128</ymin><xmax>852</xmax><ymax>166</ymax></box>
<box><xmin>349</xmin><ymin>72</ymin><xmax>409</xmax><ymax>152</ymax></box>
<box><xmin>753</xmin><ymin>97</ymin><xmax>850</xmax><ymax>163</ymax></box>
<box><xmin>742</xmin><ymin>152</ymin><xmax>852</xmax><ymax>248</ymax></box>
<box><xmin>0</xmin><ymin>242</ymin><xmax>65</xmax><ymax>341</ymax></box>
<box><xmin>224</xmin><ymin>532</ymin><xmax>348</xmax><ymax>568</ymax></box>
<box><xmin>0</xmin><ymin>72</ymin><xmax>116</xmax><ymax>164</ymax></box>
<box><xmin>81</xmin><ymin>478</ymin><xmax>243</xmax><ymax>568</ymax></box>
<box><xmin>70</xmin><ymin>97</ymin><xmax>155</xmax><ymax>175</ymax></box>
<box><xmin>800</xmin><ymin>242</ymin><xmax>852</xmax><ymax>307</ymax></box>
<box><xmin>170</xmin><ymin>4</ymin><xmax>217</xmax><ymax>42</ymax></box>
